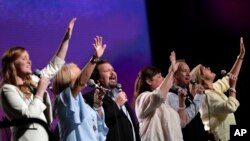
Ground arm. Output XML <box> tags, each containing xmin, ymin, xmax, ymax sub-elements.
<box><xmin>228</xmin><ymin>36</ymin><xmax>245</xmax><ymax>77</ymax></box>
<box><xmin>206</xmin><ymin>90</ymin><xmax>239</xmax><ymax>114</ymax></box>
<box><xmin>159</xmin><ymin>51</ymin><xmax>177</xmax><ymax>98</ymax></box>
<box><xmin>54</xmin><ymin>17</ymin><xmax>76</xmax><ymax>59</ymax></box>
<box><xmin>177</xmin><ymin>89</ymin><xmax>188</xmax><ymax>127</ymax></box>
<box><xmin>71</xmin><ymin>36</ymin><xmax>106</xmax><ymax>97</ymax></box>
<box><xmin>1</xmin><ymin>85</ymin><xmax>47</xmax><ymax>119</ymax></box>
<box><xmin>136</xmin><ymin>90</ymin><xmax>165</xmax><ymax>119</ymax></box>
<box><xmin>39</xmin><ymin>18</ymin><xmax>77</xmax><ymax>79</ymax></box>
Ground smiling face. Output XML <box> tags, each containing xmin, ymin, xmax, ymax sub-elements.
<box><xmin>97</xmin><ymin>62</ymin><xmax>118</xmax><ymax>89</ymax></box>
<box><xmin>14</xmin><ymin>50</ymin><xmax>32</xmax><ymax>77</ymax></box>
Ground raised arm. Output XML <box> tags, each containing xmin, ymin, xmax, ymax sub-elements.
<box><xmin>39</xmin><ymin>18</ymin><xmax>77</xmax><ymax>79</ymax></box>
<box><xmin>159</xmin><ymin>51</ymin><xmax>178</xmax><ymax>98</ymax></box>
<box><xmin>71</xmin><ymin>36</ymin><xmax>106</xmax><ymax>96</ymax></box>
<box><xmin>54</xmin><ymin>17</ymin><xmax>76</xmax><ymax>59</ymax></box>
<box><xmin>228</xmin><ymin>36</ymin><xmax>245</xmax><ymax>77</ymax></box>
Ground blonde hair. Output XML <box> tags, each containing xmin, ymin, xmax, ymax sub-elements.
<box><xmin>52</xmin><ymin>63</ymin><xmax>77</xmax><ymax>95</ymax></box>
<box><xmin>190</xmin><ymin>64</ymin><xmax>204</xmax><ymax>86</ymax></box>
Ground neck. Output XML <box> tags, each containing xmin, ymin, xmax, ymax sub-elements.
<box><xmin>203</xmin><ymin>80</ymin><xmax>213</xmax><ymax>90</ymax></box>
<box><xmin>15</xmin><ymin>76</ymin><xmax>25</xmax><ymax>86</ymax></box>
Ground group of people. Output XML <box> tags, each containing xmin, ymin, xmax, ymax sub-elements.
<box><xmin>0</xmin><ymin>16</ymin><xmax>246</xmax><ymax>141</ymax></box>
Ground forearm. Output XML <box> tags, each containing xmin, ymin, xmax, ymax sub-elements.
<box><xmin>72</xmin><ymin>56</ymin><xmax>99</xmax><ymax>96</ymax></box>
<box><xmin>178</xmin><ymin>100</ymin><xmax>187</xmax><ymax>127</ymax></box>
<box><xmin>55</xmin><ymin>40</ymin><xmax>69</xmax><ymax>59</ymax></box>
<box><xmin>229</xmin><ymin>56</ymin><xmax>243</xmax><ymax>77</ymax></box>
<box><xmin>159</xmin><ymin>71</ymin><xmax>174</xmax><ymax>98</ymax></box>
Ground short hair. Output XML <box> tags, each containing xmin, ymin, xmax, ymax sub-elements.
<box><xmin>90</xmin><ymin>59</ymin><xmax>111</xmax><ymax>81</ymax></box>
<box><xmin>52</xmin><ymin>63</ymin><xmax>77</xmax><ymax>95</ymax></box>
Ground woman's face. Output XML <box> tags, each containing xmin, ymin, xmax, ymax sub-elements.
<box><xmin>14</xmin><ymin>51</ymin><xmax>32</xmax><ymax>76</ymax></box>
<box><xmin>147</xmin><ymin>73</ymin><xmax>164</xmax><ymax>90</ymax></box>
<box><xmin>200</xmin><ymin>66</ymin><xmax>216</xmax><ymax>81</ymax></box>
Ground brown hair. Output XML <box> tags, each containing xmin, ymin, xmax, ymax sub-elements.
<box><xmin>131</xmin><ymin>66</ymin><xmax>161</xmax><ymax>109</ymax></box>
<box><xmin>1</xmin><ymin>47</ymin><xmax>35</xmax><ymax>98</ymax></box>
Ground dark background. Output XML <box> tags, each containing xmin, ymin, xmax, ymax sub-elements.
<box><xmin>146</xmin><ymin>0</ymin><xmax>249</xmax><ymax>130</ymax></box>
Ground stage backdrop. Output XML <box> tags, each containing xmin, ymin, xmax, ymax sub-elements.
<box><xmin>0</xmin><ymin>0</ymin><xmax>152</xmax><ymax>139</ymax></box>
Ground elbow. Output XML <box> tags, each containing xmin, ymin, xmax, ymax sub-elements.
<box><xmin>226</xmin><ymin>103</ymin><xmax>240</xmax><ymax>113</ymax></box>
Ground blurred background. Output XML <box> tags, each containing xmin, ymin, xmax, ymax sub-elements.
<box><xmin>1</xmin><ymin>0</ymin><xmax>249</xmax><ymax>140</ymax></box>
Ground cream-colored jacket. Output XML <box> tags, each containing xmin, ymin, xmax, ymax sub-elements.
<box><xmin>0</xmin><ymin>56</ymin><xmax>64</xmax><ymax>141</ymax></box>
<box><xmin>200</xmin><ymin>76</ymin><xmax>240</xmax><ymax>141</ymax></box>
<box><xmin>135</xmin><ymin>88</ymin><xmax>183</xmax><ymax>141</ymax></box>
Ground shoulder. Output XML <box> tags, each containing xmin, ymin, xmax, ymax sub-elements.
<box><xmin>1</xmin><ymin>84</ymin><xmax>18</xmax><ymax>93</ymax></box>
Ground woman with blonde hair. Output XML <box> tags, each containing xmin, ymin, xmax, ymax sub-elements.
<box><xmin>190</xmin><ymin>37</ymin><xmax>245</xmax><ymax>141</ymax></box>
<box><xmin>52</xmin><ymin>36</ymin><xmax>108</xmax><ymax>141</ymax></box>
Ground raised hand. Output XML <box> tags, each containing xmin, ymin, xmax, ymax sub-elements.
<box><xmin>92</xmin><ymin>36</ymin><xmax>107</xmax><ymax>58</ymax></box>
<box><xmin>169</xmin><ymin>51</ymin><xmax>179</xmax><ymax>73</ymax></box>
<box><xmin>64</xmin><ymin>17</ymin><xmax>77</xmax><ymax>40</ymax></box>
<box><xmin>239</xmin><ymin>37</ymin><xmax>245</xmax><ymax>59</ymax></box>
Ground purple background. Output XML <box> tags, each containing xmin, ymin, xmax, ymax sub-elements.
<box><xmin>0</xmin><ymin>0</ymin><xmax>151</xmax><ymax>140</ymax></box>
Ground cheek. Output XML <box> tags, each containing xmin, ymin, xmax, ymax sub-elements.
<box><xmin>14</xmin><ymin>62</ymin><xmax>22</xmax><ymax>71</ymax></box>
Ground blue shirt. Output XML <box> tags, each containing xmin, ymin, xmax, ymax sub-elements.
<box><xmin>53</xmin><ymin>87</ymin><xmax>108</xmax><ymax>141</ymax></box>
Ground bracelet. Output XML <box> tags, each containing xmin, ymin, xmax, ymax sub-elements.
<box><xmin>90</xmin><ymin>55</ymin><xmax>99</xmax><ymax>64</ymax></box>
<box><xmin>237</xmin><ymin>56</ymin><xmax>244</xmax><ymax>60</ymax></box>
<box><xmin>229</xmin><ymin>88</ymin><xmax>236</xmax><ymax>93</ymax></box>
<box><xmin>35</xmin><ymin>95</ymin><xmax>44</xmax><ymax>102</ymax></box>
<box><xmin>178</xmin><ymin>105</ymin><xmax>186</xmax><ymax>110</ymax></box>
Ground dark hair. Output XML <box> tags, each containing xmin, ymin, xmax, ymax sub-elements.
<box><xmin>131</xmin><ymin>66</ymin><xmax>161</xmax><ymax>108</ymax></box>
<box><xmin>90</xmin><ymin>59</ymin><xmax>111</xmax><ymax>82</ymax></box>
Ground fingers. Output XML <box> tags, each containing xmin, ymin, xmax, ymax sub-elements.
<box><xmin>69</xmin><ymin>17</ymin><xmax>77</xmax><ymax>29</ymax></box>
<box><xmin>195</xmin><ymin>84</ymin><xmax>205</xmax><ymax>94</ymax></box>
<box><xmin>178</xmin><ymin>88</ymin><xmax>187</xmax><ymax>97</ymax></box>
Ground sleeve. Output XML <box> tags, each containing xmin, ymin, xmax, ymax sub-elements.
<box><xmin>206</xmin><ymin>91</ymin><xmax>240</xmax><ymax>114</ymax></box>
<box><xmin>59</xmin><ymin>87</ymin><xmax>83</xmax><ymax>124</ymax></box>
<box><xmin>135</xmin><ymin>89</ymin><xmax>165</xmax><ymax>119</ymax></box>
<box><xmin>185</xmin><ymin>94</ymin><xmax>204</xmax><ymax>124</ymax></box>
<box><xmin>167</xmin><ymin>91</ymin><xmax>204</xmax><ymax>124</ymax></box>
<box><xmin>1</xmin><ymin>84</ymin><xmax>46</xmax><ymax>119</ymax></box>
<box><xmin>96</xmin><ymin>108</ymin><xmax>109</xmax><ymax>140</ymax></box>
<box><xmin>40</xmin><ymin>56</ymin><xmax>65</xmax><ymax>79</ymax></box>
<box><xmin>213</xmin><ymin>76</ymin><xmax>230</xmax><ymax>93</ymax></box>
<box><xmin>43</xmin><ymin>92</ymin><xmax>53</xmax><ymax>124</ymax></box>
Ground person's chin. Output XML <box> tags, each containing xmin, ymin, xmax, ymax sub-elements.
<box><xmin>26</xmin><ymin>71</ymin><xmax>32</xmax><ymax>75</ymax></box>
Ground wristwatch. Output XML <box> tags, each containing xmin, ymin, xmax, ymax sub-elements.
<box><xmin>90</xmin><ymin>55</ymin><xmax>99</xmax><ymax>64</ymax></box>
